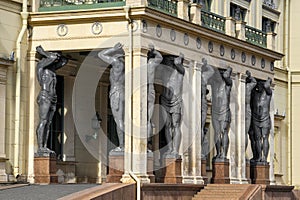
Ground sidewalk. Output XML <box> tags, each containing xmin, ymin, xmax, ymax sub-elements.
<box><xmin>0</xmin><ymin>184</ymin><xmax>99</xmax><ymax>200</ymax></box>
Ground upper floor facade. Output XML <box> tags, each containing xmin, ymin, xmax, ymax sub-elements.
<box><xmin>26</xmin><ymin>0</ymin><xmax>284</xmax><ymax>54</ymax></box>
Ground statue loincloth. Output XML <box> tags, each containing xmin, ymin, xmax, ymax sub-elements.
<box><xmin>212</xmin><ymin>108</ymin><xmax>231</xmax><ymax>123</ymax></box>
<box><xmin>161</xmin><ymin>95</ymin><xmax>182</xmax><ymax>114</ymax></box>
<box><xmin>37</xmin><ymin>90</ymin><xmax>57</xmax><ymax>105</ymax></box>
<box><xmin>252</xmin><ymin>114</ymin><xmax>271</xmax><ymax>129</ymax></box>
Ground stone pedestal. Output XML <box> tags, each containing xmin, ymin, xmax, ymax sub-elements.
<box><xmin>201</xmin><ymin>159</ymin><xmax>208</xmax><ymax>184</ymax></box>
<box><xmin>107</xmin><ymin>152</ymin><xmax>155</xmax><ymax>183</ymax></box>
<box><xmin>246</xmin><ymin>160</ymin><xmax>251</xmax><ymax>183</ymax></box>
<box><xmin>147</xmin><ymin>153</ymin><xmax>155</xmax><ymax>183</ymax></box>
<box><xmin>250</xmin><ymin>163</ymin><xmax>270</xmax><ymax>185</ymax></box>
<box><xmin>34</xmin><ymin>154</ymin><xmax>58</xmax><ymax>184</ymax></box>
<box><xmin>161</xmin><ymin>157</ymin><xmax>182</xmax><ymax>183</ymax></box>
<box><xmin>211</xmin><ymin>159</ymin><xmax>230</xmax><ymax>184</ymax></box>
<box><xmin>0</xmin><ymin>158</ymin><xmax>8</xmax><ymax>182</ymax></box>
<box><xmin>106</xmin><ymin>153</ymin><xmax>124</xmax><ymax>183</ymax></box>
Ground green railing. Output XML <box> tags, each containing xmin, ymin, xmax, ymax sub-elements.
<box><xmin>245</xmin><ymin>25</ymin><xmax>267</xmax><ymax>48</ymax></box>
<box><xmin>39</xmin><ymin>0</ymin><xmax>125</xmax><ymax>12</ymax></box>
<box><xmin>201</xmin><ymin>10</ymin><xmax>225</xmax><ymax>33</ymax></box>
<box><xmin>148</xmin><ymin>0</ymin><xmax>177</xmax><ymax>16</ymax></box>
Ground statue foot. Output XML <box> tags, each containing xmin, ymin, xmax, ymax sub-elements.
<box><xmin>164</xmin><ymin>151</ymin><xmax>180</xmax><ymax>159</ymax></box>
<box><xmin>112</xmin><ymin>146</ymin><xmax>124</xmax><ymax>152</ymax></box>
<box><xmin>36</xmin><ymin>147</ymin><xmax>55</xmax><ymax>157</ymax></box>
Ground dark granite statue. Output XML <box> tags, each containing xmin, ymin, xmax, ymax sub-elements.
<box><xmin>147</xmin><ymin>45</ymin><xmax>163</xmax><ymax>145</ymax></box>
<box><xmin>98</xmin><ymin>43</ymin><xmax>125</xmax><ymax>152</ymax></box>
<box><xmin>201</xmin><ymin>58</ymin><xmax>214</xmax><ymax>159</ymax></box>
<box><xmin>245</xmin><ymin>70</ymin><xmax>257</xmax><ymax>152</ymax></box>
<box><xmin>250</xmin><ymin>77</ymin><xmax>272</xmax><ymax>164</ymax></box>
<box><xmin>210</xmin><ymin>67</ymin><xmax>232</xmax><ymax>161</ymax></box>
<box><xmin>36</xmin><ymin>45</ymin><xmax>68</xmax><ymax>155</ymax></box>
<box><xmin>161</xmin><ymin>53</ymin><xmax>185</xmax><ymax>158</ymax></box>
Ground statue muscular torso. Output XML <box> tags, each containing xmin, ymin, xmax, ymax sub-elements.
<box><xmin>251</xmin><ymin>85</ymin><xmax>272</xmax><ymax>126</ymax></box>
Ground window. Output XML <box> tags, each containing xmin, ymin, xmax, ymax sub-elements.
<box><xmin>230</xmin><ymin>3</ymin><xmax>246</xmax><ymax>21</ymax></box>
<box><xmin>195</xmin><ymin>0</ymin><xmax>212</xmax><ymax>11</ymax></box>
<box><xmin>262</xmin><ymin>17</ymin><xmax>276</xmax><ymax>32</ymax></box>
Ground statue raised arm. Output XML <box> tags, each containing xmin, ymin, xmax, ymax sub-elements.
<box><xmin>35</xmin><ymin>46</ymin><xmax>68</xmax><ymax>155</ymax></box>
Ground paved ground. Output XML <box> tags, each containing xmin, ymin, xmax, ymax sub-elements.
<box><xmin>0</xmin><ymin>184</ymin><xmax>99</xmax><ymax>200</ymax></box>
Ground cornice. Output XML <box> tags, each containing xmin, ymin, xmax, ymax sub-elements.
<box><xmin>29</xmin><ymin>6</ymin><xmax>284</xmax><ymax>62</ymax></box>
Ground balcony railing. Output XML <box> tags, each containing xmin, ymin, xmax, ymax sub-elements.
<box><xmin>245</xmin><ymin>25</ymin><xmax>267</xmax><ymax>47</ymax></box>
<box><xmin>39</xmin><ymin>0</ymin><xmax>125</xmax><ymax>11</ymax></box>
<box><xmin>148</xmin><ymin>0</ymin><xmax>177</xmax><ymax>16</ymax></box>
<box><xmin>201</xmin><ymin>10</ymin><xmax>225</xmax><ymax>33</ymax></box>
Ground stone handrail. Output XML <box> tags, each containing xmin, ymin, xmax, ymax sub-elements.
<box><xmin>245</xmin><ymin>25</ymin><xmax>267</xmax><ymax>47</ymax></box>
<box><xmin>40</xmin><ymin>0</ymin><xmax>125</xmax><ymax>9</ymax></box>
<box><xmin>201</xmin><ymin>10</ymin><xmax>226</xmax><ymax>33</ymax></box>
<box><xmin>147</xmin><ymin>0</ymin><xmax>178</xmax><ymax>16</ymax></box>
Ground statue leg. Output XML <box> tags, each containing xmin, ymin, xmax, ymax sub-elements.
<box><xmin>164</xmin><ymin>112</ymin><xmax>173</xmax><ymax>154</ymax></box>
<box><xmin>222</xmin><ymin>122</ymin><xmax>230</xmax><ymax>159</ymax></box>
<box><xmin>171</xmin><ymin>113</ymin><xmax>182</xmax><ymax>156</ymax></box>
<box><xmin>44</xmin><ymin>103</ymin><xmax>56</xmax><ymax>151</ymax></box>
<box><xmin>253</xmin><ymin>125</ymin><xmax>262</xmax><ymax>162</ymax></box>
<box><xmin>147</xmin><ymin>93</ymin><xmax>155</xmax><ymax>143</ymax></box>
<box><xmin>249</xmin><ymin>127</ymin><xmax>257</xmax><ymax>161</ymax></box>
<box><xmin>36</xmin><ymin>100</ymin><xmax>51</xmax><ymax>151</ymax></box>
<box><xmin>212</xmin><ymin>117</ymin><xmax>221</xmax><ymax>158</ymax></box>
<box><xmin>110</xmin><ymin>98</ymin><xmax>125</xmax><ymax>150</ymax></box>
<box><xmin>262</xmin><ymin>127</ymin><xmax>270</xmax><ymax>163</ymax></box>
<box><xmin>245</xmin><ymin>115</ymin><xmax>251</xmax><ymax>151</ymax></box>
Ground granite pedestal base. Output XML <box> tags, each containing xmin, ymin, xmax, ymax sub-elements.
<box><xmin>107</xmin><ymin>152</ymin><xmax>155</xmax><ymax>183</ymax></box>
<box><xmin>201</xmin><ymin>159</ymin><xmax>208</xmax><ymax>184</ymax></box>
<box><xmin>246</xmin><ymin>160</ymin><xmax>251</xmax><ymax>183</ymax></box>
<box><xmin>211</xmin><ymin>159</ymin><xmax>230</xmax><ymax>184</ymax></box>
<box><xmin>106</xmin><ymin>153</ymin><xmax>124</xmax><ymax>183</ymax></box>
<box><xmin>250</xmin><ymin>163</ymin><xmax>270</xmax><ymax>185</ymax></box>
<box><xmin>161</xmin><ymin>157</ymin><xmax>182</xmax><ymax>183</ymax></box>
<box><xmin>34</xmin><ymin>154</ymin><xmax>58</xmax><ymax>184</ymax></box>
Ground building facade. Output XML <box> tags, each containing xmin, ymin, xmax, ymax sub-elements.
<box><xmin>1</xmin><ymin>0</ymin><xmax>300</xmax><ymax>188</ymax></box>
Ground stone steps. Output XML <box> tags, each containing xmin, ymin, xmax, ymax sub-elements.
<box><xmin>192</xmin><ymin>184</ymin><xmax>259</xmax><ymax>200</ymax></box>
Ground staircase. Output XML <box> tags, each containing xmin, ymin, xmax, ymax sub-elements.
<box><xmin>192</xmin><ymin>184</ymin><xmax>261</xmax><ymax>200</ymax></box>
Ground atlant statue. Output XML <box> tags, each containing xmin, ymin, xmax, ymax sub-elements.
<box><xmin>210</xmin><ymin>67</ymin><xmax>232</xmax><ymax>161</ymax></box>
<box><xmin>201</xmin><ymin>58</ymin><xmax>214</xmax><ymax>159</ymax></box>
<box><xmin>36</xmin><ymin>45</ymin><xmax>68</xmax><ymax>155</ymax></box>
<box><xmin>161</xmin><ymin>53</ymin><xmax>185</xmax><ymax>158</ymax></box>
<box><xmin>98</xmin><ymin>43</ymin><xmax>125</xmax><ymax>152</ymax></box>
<box><xmin>250</xmin><ymin>77</ymin><xmax>272</xmax><ymax>164</ymax></box>
<box><xmin>147</xmin><ymin>45</ymin><xmax>163</xmax><ymax>146</ymax></box>
<box><xmin>245</xmin><ymin>70</ymin><xmax>257</xmax><ymax>153</ymax></box>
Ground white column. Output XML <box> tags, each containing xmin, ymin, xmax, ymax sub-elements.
<box><xmin>121</xmin><ymin>50</ymin><xmax>133</xmax><ymax>183</ymax></box>
<box><xmin>267</xmin><ymin>32</ymin><xmax>277</xmax><ymax>51</ymax></box>
<box><xmin>177</xmin><ymin>0</ymin><xmax>190</xmax><ymax>21</ymax></box>
<box><xmin>98</xmin><ymin>82</ymin><xmax>109</xmax><ymax>183</ymax></box>
<box><xmin>131</xmin><ymin>48</ymin><xmax>149</xmax><ymax>183</ymax></box>
<box><xmin>236</xmin><ymin>21</ymin><xmax>246</xmax><ymax>41</ymax></box>
<box><xmin>0</xmin><ymin>65</ymin><xmax>8</xmax><ymax>182</ymax></box>
<box><xmin>182</xmin><ymin>61</ymin><xmax>203</xmax><ymax>184</ymax></box>
<box><xmin>190</xmin><ymin>3</ymin><xmax>202</xmax><ymax>25</ymax></box>
<box><xmin>126</xmin><ymin>0</ymin><xmax>147</xmax><ymax>7</ymax></box>
<box><xmin>27</xmin><ymin>51</ymin><xmax>38</xmax><ymax>183</ymax></box>
<box><xmin>269</xmin><ymin>86</ymin><xmax>275</xmax><ymax>184</ymax></box>
<box><xmin>237</xmin><ymin>73</ymin><xmax>248</xmax><ymax>183</ymax></box>
<box><xmin>225</xmin><ymin>17</ymin><xmax>236</xmax><ymax>37</ymax></box>
<box><xmin>229</xmin><ymin>72</ymin><xmax>239</xmax><ymax>184</ymax></box>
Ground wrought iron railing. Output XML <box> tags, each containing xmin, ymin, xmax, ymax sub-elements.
<box><xmin>201</xmin><ymin>10</ymin><xmax>225</xmax><ymax>33</ymax></box>
<box><xmin>245</xmin><ymin>25</ymin><xmax>267</xmax><ymax>47</ymax></box>
<box><xmin>39</xmin><ymin>0</ymin><xmax>125</xmax><ymax>11</ymax></box>
<box><xmin>148</xmin><ymin>0</ymin><xmax>178</xmax><ymax>16</ymax></box>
